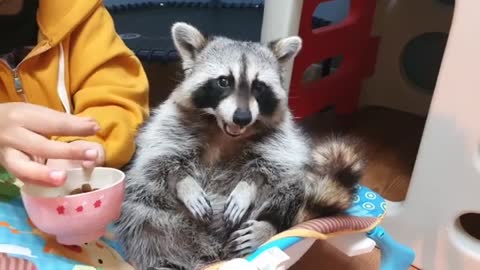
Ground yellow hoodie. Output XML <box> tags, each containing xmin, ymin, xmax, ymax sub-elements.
<box><xmin>0</xmin><ymin>0</ymin><xmax>149</xmax><ymax>168</ymax></box>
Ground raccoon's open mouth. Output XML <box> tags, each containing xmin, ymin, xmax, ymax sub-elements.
<box><xmin>223</xmin><ymin>122</ymin><xmax>246</xmax><ymax>137</ymax></box>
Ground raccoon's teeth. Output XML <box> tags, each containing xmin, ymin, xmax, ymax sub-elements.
<box><xmin>225</xmin><ymin>124</ymin><xmax>245</xmax><ymax>136</ymax></box>
<box><xmin>227</xmin><ymin>125</ymin><xmax>242</xmax><ymax>134</ymax></box>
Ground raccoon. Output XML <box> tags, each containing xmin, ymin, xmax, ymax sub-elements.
<box><xmin>114</xmin><ymin>22</ymin><xmax>365</xmax><ymax>270</ymax></box>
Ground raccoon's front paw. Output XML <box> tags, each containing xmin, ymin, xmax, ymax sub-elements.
<box><xmin>177</xmin><ymin>176</ymin><xmax>213</xmax><ymax>222</ymax></box>
<box><xmin>225</xmin><ymin>220</ymin><xmax>277</xmax><ymax>258</ymax></box>
<box><xmin>224</xmin><ymin>181</ymin><xmax>257</xmax><ymax>227</ymax></box>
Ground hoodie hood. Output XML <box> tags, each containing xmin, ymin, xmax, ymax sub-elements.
<box><xmin>37</xmin><ymin>0</ymin><xmax>101</xmax><ymax>45</ymax></box>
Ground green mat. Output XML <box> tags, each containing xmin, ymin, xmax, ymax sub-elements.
<box><xmin>0</xmin><ymin>166</ymin><xmax>20</xmax><ymax>201</ymax></box>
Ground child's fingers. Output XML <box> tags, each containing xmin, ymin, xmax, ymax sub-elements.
<box><xmin>1</xmin><ymin>148</ymin><xmax>66</xmax><ymax>186</ymax></box>
<box><xmin>70</xmin><ymin>140</ymin><xmax>105</xmax><ymax>167</ymax></box>
<box><xmin>8</xmin><ymin>103</ymin><xmax>100</xmax><ymax>137</ymax></box>
<box><xmin>5</xmin><ymin>128</ymin><xmax>99</xmax><ymax>162</ymax></box>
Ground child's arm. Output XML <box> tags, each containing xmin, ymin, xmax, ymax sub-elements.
<box><xmin>52</xmin><ymin>5</ymin><xmax>149</xmax><ymax>169</ymax></box>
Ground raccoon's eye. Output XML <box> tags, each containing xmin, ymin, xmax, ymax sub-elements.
<box><xmin>217</xmin><ymin>76</ymin><xmax>230</xmax><ymax>88</ymax></box>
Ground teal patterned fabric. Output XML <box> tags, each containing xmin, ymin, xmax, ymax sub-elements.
<box><xmin>346</xmin><ymin>185</ymin><xmax>386</xmax><ymax>218</ymax></box>
<box><xmin>0</xmin><ymin>198</ymin><xmax>128</xmax><ymax>270</ymax></box>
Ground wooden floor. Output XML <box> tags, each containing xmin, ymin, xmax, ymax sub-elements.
<box><xmin>290</xmin><ymin>106</ymin><xmax>426</xmax><ymax>270</ymax></box>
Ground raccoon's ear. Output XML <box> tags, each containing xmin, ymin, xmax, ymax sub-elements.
<box><xmin>171</xmin><ymin>22</ymin><xmax>207</xmax><ymax>63</ymax></box>
<box><xmin>268</xmin><ymin>36</ymin><xmax>302</xmax><ymax>64</ymax></box>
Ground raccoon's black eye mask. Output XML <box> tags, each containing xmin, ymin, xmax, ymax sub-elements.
<box><xmin>192</xmin><ymin>77</ymin><xmax>234</xmax><ymax>109</ymax></box>
<box><xmin>251</xmin><ymin>79</ymin><xmax>268</xmax><ymax>95</ymax></box>
<box><xmin>190</xmin><ymin>68</ymin><xmax>278</xmax><ymax>117</ymax></box>
<box><xmin>251</xmin><ymin>80</ymin><xmax>278</xmax><ymax>116</ymax></box>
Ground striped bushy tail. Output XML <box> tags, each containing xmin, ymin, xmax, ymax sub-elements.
<box><xmin>297</xmin><ymin>135</ymin><xmax>366</xmax><ymax>223</ymax></box>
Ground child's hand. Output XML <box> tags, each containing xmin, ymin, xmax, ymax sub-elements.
<box><xmin>46</xmin><ymin>140</ymin><xmax>105</xmax><ymax>170</ymax></box>
<box><xmin>0</xmin><ymin>103</ymin><xmax>100</xmax><ymax>186</ymax></box>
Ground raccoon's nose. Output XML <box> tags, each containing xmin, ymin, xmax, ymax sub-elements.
<box><xmin>232</xmin><ymin>109</ymin><xmax>252</xmax><ymax>127</ymax></box>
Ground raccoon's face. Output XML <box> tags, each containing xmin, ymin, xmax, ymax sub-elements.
<box><xmin>171</xmin><ymin>22</ymin><xmax>302</xmax><ymax>137</ymax></box>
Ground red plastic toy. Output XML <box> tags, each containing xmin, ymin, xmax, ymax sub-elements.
<box><xmin>289</xmin><ymin>0</ymin><xmax>380</xmax><ymax>119</ymax></box>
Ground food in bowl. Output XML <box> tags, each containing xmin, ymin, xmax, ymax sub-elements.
<box><xmin>20</xmin><ymin>167</ymin><xmax>125</xmax><ymax>245</ymax></box>
<box><xmin>69</xmin><ymin>183</ymin><xmax>99</xmax><ymax>195</ymax></box>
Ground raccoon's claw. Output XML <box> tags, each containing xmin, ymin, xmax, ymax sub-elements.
<box><xmin>185</xmin><ymin>192</ymin><xmax>213</xmax><ymax>222</ymax></box>
<box><xmin>224</xmin><ymin>197</ymin><xmax>248</xmax><ymax>227</ymax></box>
<box><xmin>225</xmin><ymin>220</ymin><xmax>277</xmax><ymax>258</ymax></box>
<box><xmin>224</xmin><ymin>181</ymin><xmax>256</xmax><ymax>227</ymax></box>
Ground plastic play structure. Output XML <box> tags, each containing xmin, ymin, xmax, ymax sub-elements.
<box><xmin>1</xmin><ymin>0</ymin><xmax>473</xmax><ymax>270</ymax></box>
<box><xmin>262</xmin><ymin>1</ymin><xmax>479</xmax><ymax>270</ymax></box>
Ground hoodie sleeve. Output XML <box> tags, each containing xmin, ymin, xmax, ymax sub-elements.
<box><xmin>53</xmin><ymin>5</ymin><xmax>149</xmax><ymax>169</ymax></box>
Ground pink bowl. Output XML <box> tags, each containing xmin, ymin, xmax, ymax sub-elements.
<box><xmin>20</xmin><ymin>167</ymin><xmax>125</xmax><ymax>245</ymax></box>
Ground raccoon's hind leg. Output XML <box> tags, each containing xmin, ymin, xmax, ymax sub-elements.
<box><xmin>224</xmin><ymin>220</ymin><xmax>276</xmax><ymax>258</ymax></box>
<box><xmin>115</xmin><ymin>202</ymin><xmax>215</xmax><ymax>270</ymax></box>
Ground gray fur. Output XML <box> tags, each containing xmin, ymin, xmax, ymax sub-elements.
<box><xmin>114</xmin><ymin>22</ymin><xmax>365</xmax><ymax>270</ymax></box>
